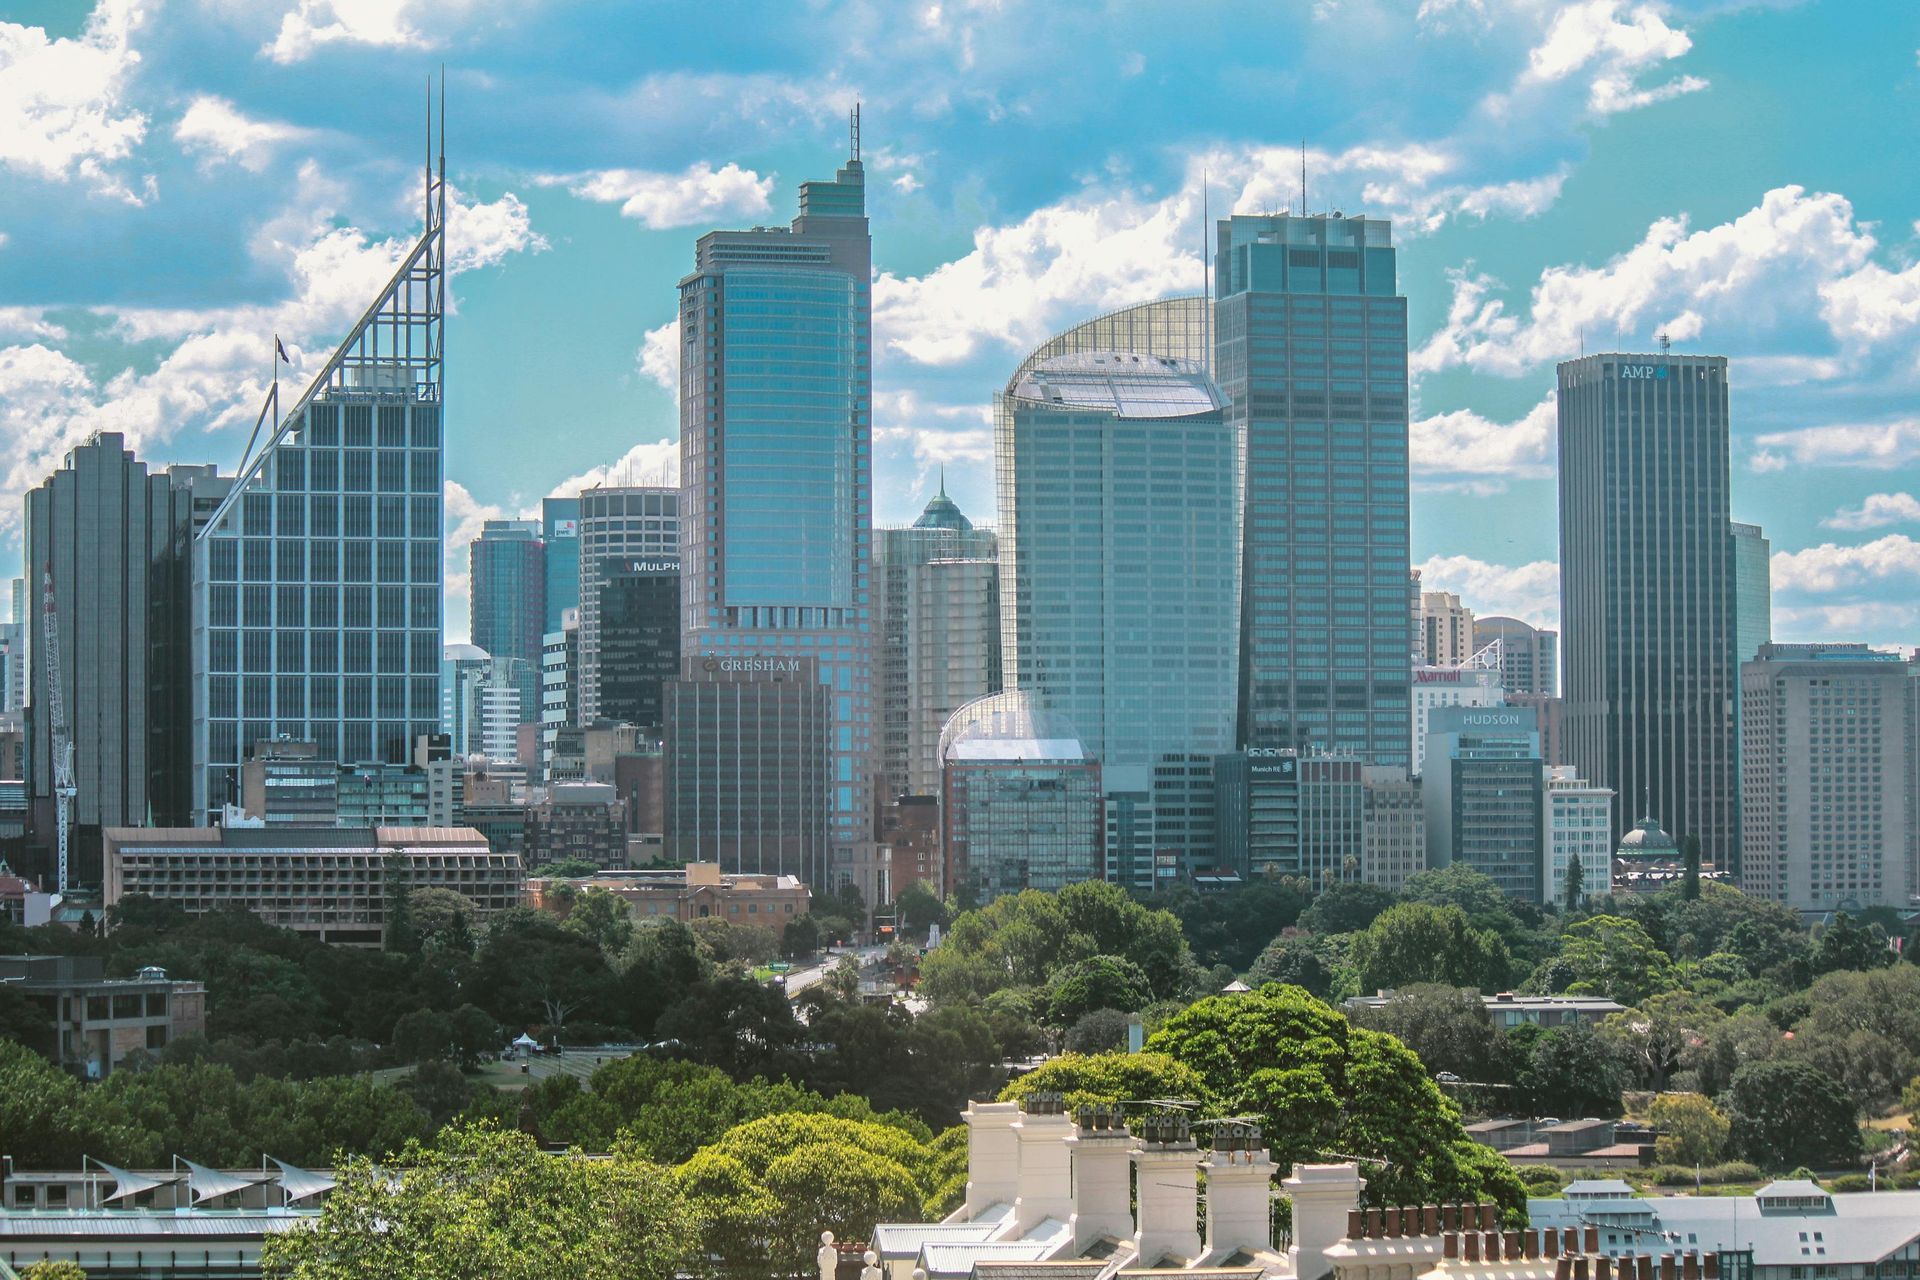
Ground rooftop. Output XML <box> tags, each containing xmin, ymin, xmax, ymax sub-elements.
<box><xmin>1010</xmin><ymin>351</ymin><xmax>1224</xmax><ymax>419</ymax></box>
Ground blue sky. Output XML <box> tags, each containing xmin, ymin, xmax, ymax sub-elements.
<box><xmin>1</xmin><ymin>0</ymin><xmax>1917</xmax><ymax>647</ymax></box>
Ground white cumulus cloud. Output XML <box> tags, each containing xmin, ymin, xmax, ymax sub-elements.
<box><xmin>538</xmin><ymin>162</ymin><xmax>773</xmax><ymax>230</ymax></box>
<box><xmin>1415</xmin><ymin>554</ymin><xmax>1561</xmax><ymax>628</ymax></box>
<box><xmin>1770</xmin><ymin>535</ymin><xmax>1920</xmax><ymax>595</ymax></box>
<box><xmin>636</xmin><ymin>320</ymin><xmax>678</xmax><ymax>394</ymax></box>
<box><xmin>1411</xmin><ymin>394</ymin><xmax>1556</xmax><ymax>480</ymax></box>
<box><xmin>0</xmin><ymin>0</ymin><xmax>151</xmax><ymax>199</ymax></box>
<box><xmin>1823</xmin><ymin>492</ymin><xmax>1920</xmax><ymax>531</ymax></box>
<box><xmin>1750</xmin><ymin>419</ymin><xmax>1920</xmax><ymax>473</ymax></box>
<box><xmin>264</xmin><ymin>0</ymin><xmax>472</xmax><ymax>63</ymax></box>
<box><xmin>551</xmin><ymin>440</ymin><xmax>681</xmax><ymax>497</ymax></box>
<box><xmin>1510</xmin><ymin>0</ymin><xmax>1705</xmax><ymax>117</ymax></box>
<box><xmin>173</xmin><ymin>95</ymin><xmax>315</xmax><ymax>172</ymax></box>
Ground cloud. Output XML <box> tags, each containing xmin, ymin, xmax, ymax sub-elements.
<box><xmin>1411</xmin><ymin>393</ymin><xmax>1556</xmax><ymax>479</ymax></box>
<box><xmin>892</xmin><ymin>173</ymin><xmax>922</xmax><ymax>194</ymax></box>
<box><xmin>1231</xmin><ymin>144</ymin><xmax>1567</xmax><ymax>236</ymax></box>
<box><xmin>264</xmin><ymin>0</ymin><xmax>475</xmax><ymax>63</ymax></box>
<box><xmin>1413</xmin><ymin>186</ymin><xmax>1878</xmax><ymax>377</ymax></box>
<box><xmin>172</xmin><ymin>95</ymin><xmax>316</xmax><ymax>172</ymax></box>
<box><xmin>1823</xmin><ymin>492</ymin><xmax>1920</xmax><ymax>531</ymax></box>
<box><xmin>537</xmin><ymin>162</ymin><xmax>773</xmax><ymax>229</ymax></box>
<box><xmin>874</xmin><ymin>389</ymin><xmax>993</xmax><ymax>479</ymax></box>
<box><xmin>636</xmin><ymin>320</ymin><xmax>678</xmax><ymax>394</ymax></box>
<box><xmin>550</xmin><ymin>439</ymin><xmax>680</xmax><ymax>496</ymax></box>
<box><xmin>1770</xmin><ymin>535</ymin><xmax>1920</xmax><ymax>595</ymax></box>
<box><xmin>0</xmin><ymin>0</ymin><xmax>151</xmax><ymax>198</ymax></box>
<box><xmin>1414</xmin><ymin>553</ymin><xmax>1561</xmax><ymax>628</ymax></box>
<box><xmin>442</xmin><ymin>480</ymin><xmax>507</xmax><ymax>631</ymax></box>
<box><xmin>1772</xmin><ymin>601</ymin><xmax>1920</xmax><ymax>648</ymax></box>
<box><xmin>447</xmin><ymin>185</ymin><xmax>546</xmax><ymax>274</ymax></box>
<box><xmin>1509</xmin><ymin>0</ymin><xmax>1705</xmax><ymax>117</ymax></box>
<box><xmin>1750</xmin><ymin>419</ymin><xmax>1920</xmax><ymax>473</ymax></box>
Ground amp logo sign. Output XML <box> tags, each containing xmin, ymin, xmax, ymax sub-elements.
<box><xmin>1620</xmin><ymin>364</ymin><xmax>1668</xmax><ymax>380</ymax></box>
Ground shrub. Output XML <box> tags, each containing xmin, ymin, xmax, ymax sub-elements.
<box><xmin>1648</xmin><ymin>1165</ymin><xmax>1698</xmax><ymax>1187</ymax></box>
<box><xmin>1517</xmin><ymin>1165</ymin><xmax>1567</xmax><ymax>1193</ymax></box>
<box><xmin>1702</xmin><ymin>1161</ymin><xmax>1762</xmax><ymax>1185</ymax></box>
<box><xmin>1827</xmin><ymin>1173</ymin><xmax>1872</xmax><ymax>1193</ymax></box>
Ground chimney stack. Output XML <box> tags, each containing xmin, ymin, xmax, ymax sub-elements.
<box><xmin>1284</xmin><ymin>1164</ymin><xmax>1368</xmax><ymax>1280</ymax></box>
<box><xmin>1066</xmin><ymin>1103</ymin><xmax>1134</xmax><ymax>1252</ymax></box>
<box><xmin>961</xmin><ymin>1100</ymin><xmax>1022</xmax><ymax>1217</ymax></box>
<box><xmin>1130</xmin><ymin>1111</ymin><xmax>1201</xmax><ymax>1264</ymax></box>
<box><xmin>1203</xmin><ymin>1123</ymin><xmax>1275</xmax><ymax>1257</ymax></box>
<box><xmin>1010</xmin><ymin>1092</ymin><xmax>1074</xmax><ymax>1232</ymax></box>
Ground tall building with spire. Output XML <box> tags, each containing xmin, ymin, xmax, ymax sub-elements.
<box><xmin>874</xmin><ymin>477</ymin><xmax>999</xmax><ymax>805</ymax></box>
<box><xmin>1215</xmin><ymin>213</ymin><xmax>1413</xmax><ymax>769</ymax></box>
<box><xmin>674</xmin><ymin>130</ymin><xmax>877</xmax><ymax>894</ymax></box>
<box><xmin>189</xmin><ymin>110</ymin><xmax>447</xmax><ymax>819</ymax></box>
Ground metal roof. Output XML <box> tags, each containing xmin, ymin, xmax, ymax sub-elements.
<box><xmin>1010</xmin><ymin>352</ymin><xmax>1224</xmax><ymax>420</ymax></box>
<box><xmin>0</xmin><ymin>1210</ymin><xmax>313</xmax><ymax>1238</ymax></box>
<box><xmin>1529</xmin><ymin>1189</ymin><xmax>1920</xmax><ymax>1266</ymax></box>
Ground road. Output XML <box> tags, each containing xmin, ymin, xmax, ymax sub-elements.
<box><xmin>780</xmin><ymin>944</ymin><xmax>887</xmax><ymax>999</ymax></box>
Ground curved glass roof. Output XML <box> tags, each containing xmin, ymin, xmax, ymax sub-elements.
<box><xmin>1009</xmin><ymin>351</ymin><xmax>1224</xmax><ymax>419</ymax></box>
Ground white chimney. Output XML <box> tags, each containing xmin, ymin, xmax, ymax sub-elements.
<box><xmin>1010</xmin><ymin>1093</ymin><xmax>1075</xmax><ymax>1232</ymax></box>
<box><xmin>961</xmin><ymin>1100</ymin><xmax>1022</xmax><ymax>1218</ymax></box>
<box><xmin>1203</xmin><ymin>1124</ymin><xmax>1274</xmax><ymax>1257</ymax></box>
<box><xmin>1130</xmin><ymin>1113</ymin><xmax>1201</xmax><ymax>1265</ymax></box>
<box><xmin>1066</xmin><ymin>1104</ymin><xmax>1134</xmax><ymax>1251</ymax></box>
<box><xmin>1286</xmin><ymin>1163</ymin><xmax>1367</xmax><ymax>1280</ymax></box>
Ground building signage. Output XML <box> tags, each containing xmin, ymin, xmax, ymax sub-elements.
<box><xmin>702</xmin><ymin>656</ymin><xmax>802</xmax><ymax>675</ymax></box>
<box><xmin>1619</xmin><ymin>364</ymin><xmax>1668</xmax><ymax>380</ymax></box>
<box><xmin>551</xmin><ymin>519</ymin><xmax>579</xmax><ymax>538</ymax></box>
<box><xmin>610</xmin><ymin>558</ymin><xmax>679</xmax><ymax>575</ymax></box>
<box><xmin>1459</xmin><ymin>712</ymin><xmax>1524</xmax><ymax>728</ymax></box>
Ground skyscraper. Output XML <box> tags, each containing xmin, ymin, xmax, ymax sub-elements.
<box><xmin>576</xmin><ymin>486</ymin><xmax>678</xmax><ymax>724</ymax></box>
<box><xmin>542</xmin><ymin>496</ymin><xmax>581</xmax><ymax>635</ymax></box>
<box><xmin>1739</xmin><ymin>644</ymin><xmax>1917</xmax><ymax>910</ymax></box>
<box><xmin>1730</xmin><ymin>521</ymin><xmax>1771</xmax><ymax>665</ymax></box>
<box><xmin>1558</xmin><ymin>353</ymin><xmax>1736</xmax><ymax>867</ymax></box>
<box><xmin>596</xmin><ymin>556</ymin><xmax>680</xmax><ymax>732</ymax></box>
<box><xmin>1473</xmin><ymin>615</ymin><xmax>1558</xmax><ymax>697</ymax></box>
<box><xmin>1216</xmin><ymin>213</ymin><xmax>1412</xmax><ymax>767</ymax></box>
<box><xmin>470</xmin><ymin>519</ymin><xmax>545</xmax><ymax>669</ymax></box>
<box><xmin>874</xmin><ymin>483</ymin><xmax>999</xmax><ymax>804</ymax></box>
<box><xmin>1423</xmin><ymin>705</ymin><xmax>1546</xmax><ymax>903</ymax></box>
<box><xmin>1417</xmin><ymin>591</ymin><xmax>1475</xmax><ymax>667</ymax></box>
<box><xmin>998</xmin><ymin>343</ymin><xmax>1238</xmax><ymax>880</ymax></box>
<box><xmin>191</xmin><ymin>128</ymin><xmax>447</xmax><ymax>822</ymax></box>
<box><xmin>677</xmin><ymin>140</ymin><xmax>876</xmax><ymax>885</ymax></box>
<box><xmin>26</xmin><ymin>435</ymin><xmax>220</xmax><ymax>878</ymax></box>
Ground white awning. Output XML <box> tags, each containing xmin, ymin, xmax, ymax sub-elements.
<box><xmin>181</xmin><ymin>1159</ymin><xmax>254</xmax><ymax>1204</ymax></box>
<box><xmin>92</xmin><ymin>1161</ymin><xmax>167</xmax><ymax>1205</ymax></box>
<box><xmin>268</xmin><ymin>1156</ymin><xmax>337</xmax><ymax>1203</ymax></box>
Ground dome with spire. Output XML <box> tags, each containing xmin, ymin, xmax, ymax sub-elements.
<box><xmin>1616</xmin><ymin>810</ymin><xmax>1679</xmax><ymax>859</ymax></box>
<box><xmin>911</xmin><ymin>468</ymin><xmax>973</xmax><ymax>532</ymax></box>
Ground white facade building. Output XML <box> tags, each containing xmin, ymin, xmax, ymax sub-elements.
<box><xmin>1410</xmin><ymin>664</ymin><xmax>1503</xmax><ymax>774</ymax></box>
<box><xmin>1545</xmin><ymin>765</ymin><xmax>1614</xmax><ymax>908</ymax></box>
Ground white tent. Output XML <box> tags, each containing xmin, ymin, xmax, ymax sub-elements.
<box><xmin>90</xmin><ymin>1160</ymin><xmax>167</xmax><ymax>1206</ymax></box>
<box><xmin>512</xmin><ymin>1033</ymin><xmax>540</xmax><ymax>1048</ymax></box>
<box><xmin>268</xmin><ymin>1156</ymin><xmax>337</xmax><ymax>1204</ymax></box>
<box><xmin>180</xmin><ymin>1158</ymin><xmax>255</xmax><ymax>1204</ymax></box>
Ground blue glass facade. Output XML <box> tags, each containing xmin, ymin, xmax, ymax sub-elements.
<box><xmin>542</xmin><ymin>496</ymin><xmax>580</xmax><ymax>635</ymax></box>
<box><xmin>1215</xmin><ymin>213</ymin><xmax>1412</xmax><ymax>767</ymax></box>
<box><xmin>470</xmin><ymin>519</ymin><xmax>544</xmax><ymax>669</ymax></box>
<box><xmin>678</xmin><ymin>153</ymin><xmax>876</xmax><ymax>877</ymax></box>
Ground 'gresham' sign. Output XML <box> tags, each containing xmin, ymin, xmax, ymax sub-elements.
<box><xmin>701</xmin><ymin>656</ymin><xmax>803</xmax><ymax>675</ymax></box>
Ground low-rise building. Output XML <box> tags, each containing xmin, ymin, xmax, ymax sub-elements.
<box><xmin>529</xmin><ymin>860</ymin><xmax>809</xmax><ymax>925</ymax></box>
<box><xmin>941</xmin><ymin>692</ymin><xmax>1102</xmax><ymax>902</ymax></box>
<box><xmin>1545</xmin><ymin>766</ymin><xmax>1613</xmax><ymax>907</ymax></box>
<box><xmin>103</xmin><ymin>827</ymin><xmax>523</xmax><ymax>947</ymax></box>
<box><xmin>523</xmin><ymin>783</ymin><xmax>629</xmax><ymax>869</ymax></box>
<box><xmin>0</xmin><ymin>954</ymin><xmax>205</xmax><ymax>1078</ymax></box>
<box><xmin>1344</xmin><ymin>991</ymin><xmax>1623</xmax><ymax>1030</ymax></box>
<box><xmin>1360</xmin><ymin>766</ymin><xmax>1424</xmax><ymax>892</ymax></box>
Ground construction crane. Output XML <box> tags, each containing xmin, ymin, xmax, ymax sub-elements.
<box><xmin>39</xmin><ymin>564</ymin><xmax>75</xmax><ymax>894</ymax></box>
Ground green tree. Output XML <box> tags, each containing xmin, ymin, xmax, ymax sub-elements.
<box><xmin>1679</xmin><ymin>835</ymin><xmax>1701</xmax><ymax>902</ymax></box>
<box><xmin>0</xmin><ymin>982</ymin><xmax>51</xmax><ymax>1052</ymax></box>
<box><xmin>1349</xmin><ymin>985</ymin><xmax>1515</xmax><ymax>1086</ymax></box>
<box><xmin>1064</xmin><ymin>1008</ymin><xmax>1133</xmax><ymax>1054</ymax></box>
<box><xmin>20</xmin><ymin>1263</ymin><xmax>91</xmax><ymax>1280</ymax></box>
<box><xmin>1000</xmin><ymin>1051</ymin><xmax>1207</xmax><ymax>1111</ymax></box>
<box><xmin>1529</xmin><ymin>915</ymin><xmax>1677</xmax><ymax>1006</ymax></box>
<box><xmin>1045</xmin><ymin>955</ymin><xmax>1151</xmax><ymax>1026</ymax></box>
<box><xmin>676</xmin><ymin>1113</ymin><xmax>931</xmax><ymax>1276</ymax></box>
<box><xmin>1787</xmin><ymin>966</ymin><xmax>1920</xmax><ymax>1112</ymax></box>
<box><xmin>1352</xmin><ymin>904</ymin><xmax>1511</xmax><ymax>994</ymax></box>
<box><xmin>894</xmin><ymin>881</ymin><xmax>949</xmax><ymax>935</ymax></box>
<box><xmin>780</xmin><ymin>915</ymin><xmax>821</xmax><ymax>960</ymax></box>
<box><xmin>1145</xmin><ymin>985</ymin><xmax>1525</xmax><ymax>1214</ymax></box>
<box><xmin>1723</xmin><ymin>1061</ymin><xmax>1862</xmax><ymax>1171</ymax></box>
<box><xmin>1298</xmin><ymin>881</ymin><xmax>1397</xmax><ymax>936</ymax></box>
<box><xmin>1648</xmin><ymin>1092</ymin><xmax>1729</xmax><ymax>1165</ymax></box>
<box><xmin>0</xmin><ymin>1040</ymin><xmax>150</xmax><ymax>1168</ymax></box>
<box><xmin>406</xmin><ymin>887</ymin><xmax>477</xmax><ymax>940</ymax></box>
<box><xmin>1148</xmin><ymin>878</ymin><xmax>1311</xmax><ymax>972</ymax></box>
<box><xmin>1599</xmin><ymin>991</ymin><xmax>1724</xmax><ymax>1092</ymax></box>
<box><xmin>1246</xmin><ymin>935</ymin><xmax>1343</xmax><ymax>999</ymax></box>
<box><xmin>560</xmin><ymin>887</ymin><xmax>634</xmax><ymax>954</ymax></box>
<box><xmin>390</xmin><ymin>1009</ymin><xmax>455</xmax><ymax>1066</ymax></box>
<box><xmin>1511</xmin><ymin>1024</ymin><xmax>1627</xmax><ymax>1119</ymax></box>
<box><xmin>651</xmin><ymin>977</ymin><xmax>802</xmax><ymax>1078</ymax></box>
<box><xmin>1563</xmin><ymin>854</ymin><xmax>1586</xmax><ymax>914</ymax></box>
<box><xmin>919</xmin><ymin>882</ymin><xmax>1189</xmax><ymax>1006</ymax></box>
<box><xmin>1809</xmin><ymin>912</ymin><xmax>1894</xmax><ymax>976</ymax></box>
<box><xmin>262</xmin><ymin>1122</ymin><xmax>695</xmax><ymax>1280</ymax></box>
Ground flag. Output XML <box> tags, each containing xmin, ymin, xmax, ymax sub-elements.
<box><xmin>275</xmin><ymin>336</ymin><xmax>290</xmax><ymax>364</ymax></box>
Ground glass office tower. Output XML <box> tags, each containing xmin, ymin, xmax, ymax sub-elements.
<box><xmin>1558</xmin><ymin>353</ymin><xmax>1736</xmax><ymax>868</ymax></box>
<box><xmin>191</xmin><ymin>152</ymin><xmax>446</xmax><ymax>820</ymax></box>
<box><xmin>678</xmin><ymin>145</ymin><xmax>876</xmax><ymax>882</ymax></box>
<box><xmin>998</xmin><ymin>347</ymin><xmax>1238</xmax><ymax>884</ymax></box>
<box><xmin>542</xmin><ymin>497</ymin><xmax>581</xmax><ymax>635</ymax></box>
<box><xmin>577</xmin><ymin>486</ymin><xmax>678</xmax><ymax>724</ymax></box>
<box><xmin>1730</xmin><ymin>521</ymin><xmax>1771</xmax><ymax>665</ymax></box>
<box><xmin>470</xmin><ymin>519</ymin><xmax>544</xmax><ymax>669</ymax></box>
<box><xmin>1215</xmin><ymin>213</ymin><xmax>1412</xmax><ymax>767</ymax></box>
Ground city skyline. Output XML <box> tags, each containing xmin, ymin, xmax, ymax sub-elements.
<box><xmin>0</xmin><ymin>3</ymin><xmax>1915</xmax><ymax>650</ymax></box>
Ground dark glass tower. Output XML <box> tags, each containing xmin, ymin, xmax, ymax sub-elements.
<box><xmin>470</xmin><ymin>520</ymin><xmax>544</xmax><ymax>669</ymax></box>
<box><xmin>1558</xmin><ymin>353</ymin><xmax>1735</xmax><ymax>869</ymax></box>
<box><xmin>597</xmin><ymin>555</ymin><xmax>680</xmax><ymax>733</ymax></box>
<box><xmin>678</xmin><ymin>142</ymin><xmax>875</xmax><ymax>885</ymax></box>
<box><xmin>1215</xmin><ymin>213</ymin><xmax>1412</xmax><ymax>766</ymax></box>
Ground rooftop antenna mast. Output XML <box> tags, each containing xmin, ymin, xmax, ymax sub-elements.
<box><xmin>1300</xmin><ymin>139</ymin><xmax>1307</xmax><ymax>216</ymax></box>
<box><xmin>1201</xmin><ymin>170</ymin><xmax>1212</xmax><ymax>372</ymax></box>
<box><xmin>1657</xmin><ymin>330</ymin><xmax>1671</xmax><ymax>355</ymax></box>
<box><xmin>850</xmin><ymin>102</ymin><xmax>861</xmax><ymax>161</ymax></box>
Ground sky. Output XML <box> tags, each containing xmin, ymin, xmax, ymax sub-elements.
<box><xmin>0</xmin><ymin>0</ymin><xmax>1917</xmax><ymax>648</ymax></box>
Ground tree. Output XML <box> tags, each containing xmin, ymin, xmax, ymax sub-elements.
<box><xmin>1349</xmin><ymin>985</ymin><xmax>1514</xmax><ymax>1086</ymax></box>
<box><xmin>918</xmin><ymin>882</ymin><xmax>1190</xmax><ymax>1006</ymax></box>
<box><xmin>1786</xmin><ymin>966</ymin><xmax>1920</xmax><ymax>1112</ymax></box>
<box><xmin>651</xmin><ymin>977</ymin><xmax>802</xmax><ymax>1078</ymax></box>
<box><xmin>1149</xmin><ymin>879</ymin><xmax>1311</xmax><ymax>972</ymax></box>
<box><xmin>894</xmin><ymin>881</ymin><xmax>948</xmax><ymax>935</ymax></box>
<box><xmin>676</xmin><ymin>1113</ymin><xmax>932</xmax><ymax>1276</ymax></box>
<box><xmin>1563</xmin><ymin>854</ymin><xmax>1585</xmax><ymax>914</ymax></box>
<box><xmin>560</xmin><ymin>887</ymin><xmax>634</xmax><ymax>954</ymax></box>
<box><xmin>1246</xmin><ymin>935</ymin><xmax>1342</xmax><ymax>999</ymax></box>
<box><xmin>1809</xmin><ymin>912</ymin><xmax>1894</xmax><ymax>977</ymax></box>
<box><xmin>1145</xmin><ymin>985</ymin><xmax>1525</xmax><ymax>1214</ymax></box>
<box><xmin>1599</xmin><ymin>991</ymin><xmax>1724</xmax><ymax>1092</ymax></box>
<box><xmin>1511</xmin><ymin>1024</ymin><xmax>1627</xmax><ymax>1119</ymax></box>
<box><xmin>390</xmin><ymin>1009</ymin><xmax>455</xmax><ymax>1066</ymax></box>
<box><xmin>780</xmin><ymin>915</ymin><xmax>821</xmax><ymax>960</ymax></box>
<box><xmin>1648</xmin><ymin>1092</ymin><xmax>1729</xmax><ymax>1166</ymax></box>
<box><xmin>19</xmin><ymin>1263</ymin><xmax>90</xmax><ymax>1280</ymax></box>
<box><xmin>261</xmin><ymin>1123</ymin><xmax>695</xmax><ymax>1280</ymax></box>
<box><xmin>1528</xmin><ymin>915</ymin><xmax>1676</xmax><ymax>1006</ymax></box>
<box><xmin>1045</xmin><ymin>955</ymin><xmax>1151</xmax><ymax>1026</ymax></box>
<box><xmin>1723</xmin><ymin>1061</ymin><xmax>1862</xmax><ymax>1171</ymax></box>
<box><xmin>1352</xmin><ymin>904</ymin><xmax>1511</xmax><ymax>994</ymax></box>
<box><xmin>1064</xmin><ymin>1008</ymin><xmax>1133</xmax><ymax>1054</ymax></box>
<box><xmin>1000</xmin><ymin>1050</ymin><xmax>1206</xmax><ymax>1113</ymax></box>
<box><xmin>821</xmin><ymin>955</ymin><xmax>862</xmax><ymax>1003</ymax></box>
<box><xmin>0</xmin><ymin>983</ymin><xmax>51</xmax><ymax>1053</ymax></box>
<box><xmin>406</xmin><ymin>887</ymin><xmax>477</xmax><ymax>940</ymax></box>
<box><xmin>1679</xmin><ymin>835</ymin><xmax>1701</xmax><ymax>902</ymax></box>
<box><xmin>1298</xmin><ymin>881</ymin><xmax>1397</xmax><ymax>936</ymax></box>
<box><xmin>446</xmin><ymin>1004</ymin><xmax>499</xmax><ymax>1070</ymax></box>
